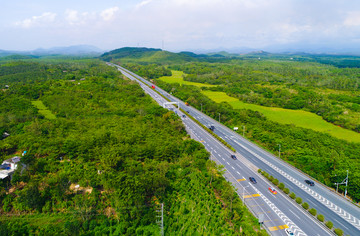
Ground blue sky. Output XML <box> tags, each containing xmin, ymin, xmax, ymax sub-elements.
<box><xmin>1</xmin><ymin>0</ymin><xmax>360</xmax><ymax>53</ymax></box>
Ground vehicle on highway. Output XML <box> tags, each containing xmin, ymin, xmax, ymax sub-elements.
<box><xmin>268</xmin><ymin>187</ymin><xmax>277</xmax><ymax>194</ymax></box>
<box><xmin>231</xmin><ymin>154</ymin><xmax>237</xmax><ymax>160</ymax></box>
<box><xmin>249</xmin><ymin>177</ymin><xmax>257</xmax><ymax>184</ymax></box>
<box><xmin>305</xmin><ymin>180</ymin><xmax>315</xmax><ymax>186</ymax></box>
<box><xmin>182</xmin><ymin>115</ymin><xmax>186</xmax><ymax>118</ymax></box>
<box><xmin>209</xmin><ymin>125</ymin><xmax>215</xmax><ymax>131</ymax></box>
<box><xmin>285</xmin><ymin>228</ymin><xmax>294</xmax><ymax>235</ymax></box>
<box><xmin>185</xmin><ymin>102</ymin><xmax>189</xmax><ymax>106</ymax></box>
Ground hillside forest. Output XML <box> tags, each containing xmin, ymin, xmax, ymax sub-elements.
<box><xmin>0</xmin><ymin>59</ymin><xmax>266</xmax><ymax>235</ymax></box>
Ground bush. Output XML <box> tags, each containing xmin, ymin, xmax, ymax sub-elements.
<box><xmin>317</xmin><ymin>214</ymin><xmax>324</xmax><ymax>222</ymax></box>
<box><xmin>334</xmin><ymin>228</ymin><xmax>343</xmax><ymax>236</ymax></box>
<box><xmin>302</xmin><ymin>202</ymin><xmax>309</xmax><ymax>210</ymax></box>
<box><xmin>295</xmin><ymin>197</ymin><xmax>302</xmax><ymax>204</ymax></box>
<box><xmin>289</xmin><ymin>192</ymin><xmax>296</xmax><ymax>199</ymax></box>
<box><xmin>258</xmin><ymin>169</ymin><xmax>262</xmax><ymax>173</ymax></box>
<box><xmin>263</xmin><ymin>172</ymin><xmax>269</xmax><ymax>178</ymax></box>
<box><xmin>278</xmin><ymin>183</ymin><xmax>285</xmax><ymax>190</ymax></box>
<box><xmin>272</xmin><ymin>179</ymin><xmax>279</xmax><ymax>186</ymax></box>
<box><xmin>325</xmin><ymin>221</ymin><xmax>333</xmax><ymax>229</ymax></box>
<box><xmin>269</xmin><ymin>175</ymin><xmax>274</xmax><ymax>181</ymax></box>
<box><xmin>309</xmin><ymin>208</ymin><xmax>317</xmax><ymax>216</ymax></box>
<box><xmin>284</xmin><ymin>188</ymin><xmax>290</xmax><ymax>194</ymax></box>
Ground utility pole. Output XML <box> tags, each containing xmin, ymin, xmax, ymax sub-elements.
<box><xmin>333</xmin><ymin>170</ymin><xmax>349</xmax><ymax>197</ymax></box>
<box><xmin>156</xmin><ymin>203</ymin><xmax>164</xmax><ymax>236</ymax></box>
<box><xmin>345</xmin><ymin>170</ymin><xmax>349</xmax><ymax>197</ymax></box>
<box><xmin>278</xmin><ymin>144</ymin><xmax>281</xmax><ymax>158</ymax></box>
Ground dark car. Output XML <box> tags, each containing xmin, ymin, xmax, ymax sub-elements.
<box><xmin>249</xmin><ymin>177</ymin><xmax>257</xmax><ymax>184</ymax></box>
<box><xmin>231</xmin><ymin>154</ymin><xmax>237</xmax><ymax>160</ymax></box>
<box><xmin>305</xmin><ymin>180</ymin><xmax>315</xmax><ymax>186</ymax></box>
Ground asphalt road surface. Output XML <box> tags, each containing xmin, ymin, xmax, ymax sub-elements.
<box><xmin>110</xmin><ymin>63</ymin><xmax>360</xmax><ymax>236</ymax></box>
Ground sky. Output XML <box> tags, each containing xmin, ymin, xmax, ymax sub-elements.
<box><xmin>1</xmin><ymin>0</ymin><xmax>360</xmax><ymax>53</ymax></box>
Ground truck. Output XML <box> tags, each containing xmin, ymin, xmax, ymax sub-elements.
<box><xmin>185</xmin><ymin>102</ymin><xmax>189</xmax><ymax>106</ymax></box>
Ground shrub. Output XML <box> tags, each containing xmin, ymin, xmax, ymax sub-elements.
<box><xmin>309</xmin><ymin>208</ymin><xmax>317</xmax><ymax>216</ymax></box>
<box><xmin>258</xmin><ymin>169</ymin><xmax>262</xmax><ymax>173</ymax></box>
<box><xmin>295</xmin><ymin>197</ymin><xmax>302</xmax><ymax>204</ymax></box>
<box><xmin>272</xmin><ymin>179</ymin><xmax>279</xmax><ymax>186</ymax></box>
<box><xmin>269</xmin><ymin>175</ymin><xmax>274</xmax><ymax>181</ymax></box>
<box><xmin>278</xmin><ymin>183</ymin><xmax>285</xmax><ymax>190</ymax></box>
<box><xmin>302</xmin><ymin>202</ymin><xmax>309</xmax><ymax>210</ymax></box>
<box><xmin>334</xmin><ymin>228</ymin><xmax>343</xmax><ymax>236</ymax></box>
<box><xmin>317</xmin><ymin>214</ymin><xmax>324</xmax><ymax>222</ymax></box>
<box><xmin>284</xmin><ymin>188</ymin><xmax>290</xmax><ymax>194</ymax></box>
<box><xmin>326</xmin><ymin>221</ymin><xmax>333</xmax><ymax>229</ymax></box>
<box><xmin>289</xmin><ymin>192</ymin><xmax>296</xmax><ymax>199</ymax></box>
<box><xmin>263</xmin><ymin>173</ymin><xmax>269</xmax><ymax>178</ymax></box>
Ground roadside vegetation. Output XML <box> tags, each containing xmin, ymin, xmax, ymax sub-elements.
<box><xmin>117</xmin><ymin>51</ymin><xmax>360</xmax><ymax>203</ymax></box>
<box><xmin>259</xmin><ymin>169</ymin><xmax>344</xmax><ymax>236</ymax></box>
<box><xmin>0</xmin><ymin>59</ymin><xmax>266</xmax><ymax>235</ymax></box>
<box><xmin>202</xmin><ymin>90</ymin><xmax>360</xmax><ymax>143</ymax></box>
<box><xmin>153</xmin><ymin>79</ymin><xmax>360</xmax><ymax>203</ymax></box>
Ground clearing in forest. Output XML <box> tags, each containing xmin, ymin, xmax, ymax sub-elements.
<box><xmin>31</xmin><ymin>100</ymin><xmax>56</xmax><ymax>119</ymax></box>
<box><xmin>158</xmin><ymin>70</ymin><xmax>216</xmax><ymax>88</ymax></box>
<box><xmin>202</xmin><ymin>91</ymin><xmax>360</xmax><ymax>143</ymax></box>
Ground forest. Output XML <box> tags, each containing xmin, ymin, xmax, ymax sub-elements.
<box><xmin>0</xmin><ymin>59</ymin><xmax>265</xmax><ymax>235</ymax></box>
<box><xmin>117</xmin><ymin>55</ymin><xmax>360</xmax><ymax>203</ymax></box>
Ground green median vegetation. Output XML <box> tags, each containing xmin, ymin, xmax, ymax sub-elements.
<box><xmin>153</xmin><ymin>76</ymin><xmax>360</xmax><ymax>202</ymax></box>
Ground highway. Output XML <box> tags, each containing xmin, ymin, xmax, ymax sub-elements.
<box><xmin>112</xmin><ymin>64</ymin><xmax>360</xmax><ymax>236</ymax></box>
<box><xmin>107</xmin><ymin>63</ymin><xmax>343</xmax><ymax>236</ymax></box>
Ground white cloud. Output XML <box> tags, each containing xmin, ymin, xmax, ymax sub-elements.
<box><xmin>100</xmin><ymin>7</ymin><xmax>119</xmax><ymax>21</ymax></box>
<box><xmin>65</xmin><ymin>9</ymin><xmax>79</xmax><ymax>25</ymax></box>
<box><xmin>344</xmin><ymin>11</ymin><xmax>360</xmax><ymax>26</ymax></box>
<box><xmin>15</xmin><ymin>12</ymin><xmax>56</xmax><ymax>28</ymax></box>
<box><xmin>7</xmin><ymin>1</ymin><xmax>360</xmax><ymax>52</ymax></box>
<box><xmin>136</xmin><ymin>0</ymin><xmax>152</xmax><ymax>9</ymax></box>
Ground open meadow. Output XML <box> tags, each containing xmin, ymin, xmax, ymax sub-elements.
<box><xmin>202</xmin><ymin>91</ymin><xmax>360</xmax><ymax>143</ymax></box>
<box><xmin>158</xmin><ymin>70</ymin><xmax>216</xmax><ymax>88</ymax></box>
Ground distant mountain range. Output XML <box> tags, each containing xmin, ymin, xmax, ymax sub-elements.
<box><xmin>0</xmin><ymin>45</ymin><xmax>104</xmax><ymax>57</ymax></box>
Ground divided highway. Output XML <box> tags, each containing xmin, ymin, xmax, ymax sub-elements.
<box><xmin>107</xmin><ymin>63</ymin><xmax>347</xmax><ymax>235</ymax></box>
<box><xmin>112</xmin><ymin>65</ymin><xmax>360</xmax><ymax>236</ymax></box>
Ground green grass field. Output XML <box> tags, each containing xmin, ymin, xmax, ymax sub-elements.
<box><xmin>31</xmin><ymin>100</ymin><xmax>56</xmax><ymax>119</ymax></box>
<box><xmin>158</xmin><ymin>70</ymin><xmax>216</xmax><ymax>88</ymax></box>
<box><xmin>202</xmin><ymin>91</ymin><xmax>360</xmax><ymax>143</ymax></box>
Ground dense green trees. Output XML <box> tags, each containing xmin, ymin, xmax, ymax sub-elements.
<box><xmin>156</xmin><ymin>80</ymin><xmax>360</xmax><ymax>202</ymax></box>
<box><xmin>169</xmin><ymin>61</ymin><xmax>360</xmax><ymax>132</ymax></box>
<box><xmin>0</xmin><ymin>60</ymin><xmax>265</xmax><ymax>235</ymax></box>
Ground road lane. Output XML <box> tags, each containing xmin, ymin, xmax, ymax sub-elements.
<box><xmin>109</xmin><ymin>63</ymin><xmax>337</xmax><ymax>236</ymax></box>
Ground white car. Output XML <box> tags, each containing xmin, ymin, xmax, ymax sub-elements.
<box><xmin>285</xmin><ymin>228</ymin><xmax>294</xmax><ymax>236</ymax></box>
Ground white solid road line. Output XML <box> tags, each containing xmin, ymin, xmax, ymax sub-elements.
<box><xmin>289</xmin><ymin>209</ymin><xmax>301</xmax><ymax>220</ymax></box>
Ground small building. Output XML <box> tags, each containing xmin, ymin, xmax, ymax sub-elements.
<box><xmin>0</xmin><ymin>156</ymin><xmax>21</xmax><ymax>179</ymax></box>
